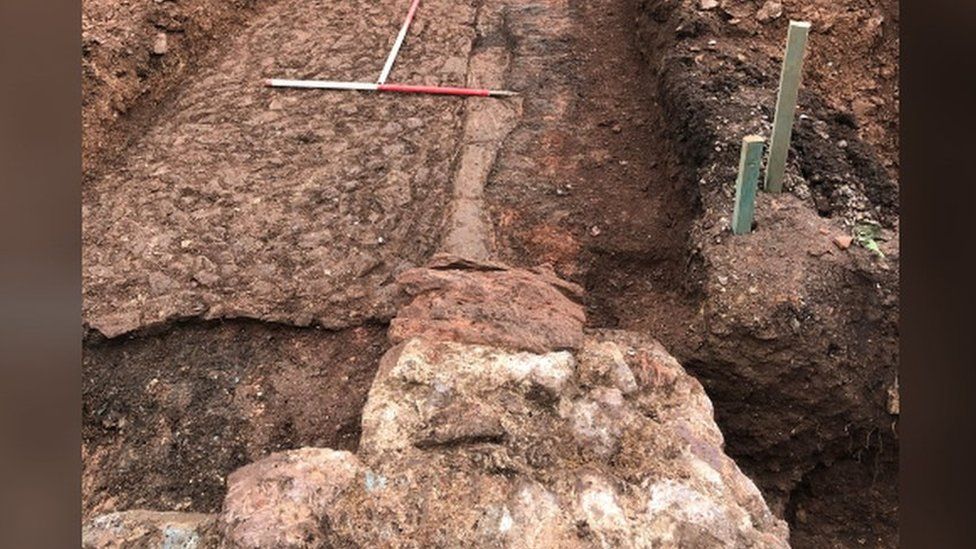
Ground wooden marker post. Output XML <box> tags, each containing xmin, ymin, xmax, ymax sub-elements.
<box><xmin>732</xmin><ymin>136</ymin><xmax>765</xmax><ymax>235</ymax></box>
<box><xmin>764</xmin><ymin>20</ymin><xmax>811</xmax><ymax>193</ymax></box>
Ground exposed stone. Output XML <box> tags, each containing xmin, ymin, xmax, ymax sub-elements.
<box><xmin>756</xmin><ymin>1</ymin><xmax>783</xmax><ymax>23</ymax></box>
<box><xmin>152</xmin><ymin>32</ymin><xmax>168</xmax><ymax>55</ymax></box>
<box><xmin>87</xmin><ymin>309</ymin><xmax>142</xmax><ymax>339</ymax></box>
<box><xmin>96</xmin><ymin>256</ymin><xmax>788</xmax><ymax>548</ymax></box>
<box><xmin>220</xmin><ymin>448</ymin><xmax>361</xmax><ymax>548</ymax></box>
<box><xmin>389</xmin><ymin>254</ymin><xmax>586</xmax><ymax>353</ymax></box>
<box><xmin>833</xmin><ymin>234</ymin><xmax>854</xmax><ymax>250</ymax></box>
<box><xmin>221</xmin><ymin>333</ymin><xmax>789</xmax><ymax>547</ymax></box>
<box><xmin>82</xmin><ymin>510</ymin><xmax>219</xmax><ymax>548</ymax></box>
<box><xmin>578</xmin><ymin>339</ymin><xmax>639</xmax><ymax>394</ymax></box>
<box><xmin>887</xmin><ymin>376</ymin><xmax>900</xmax><ymax>415</ymax></box>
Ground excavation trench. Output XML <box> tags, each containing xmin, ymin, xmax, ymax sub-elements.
<box><xmin>82</xmin><ymin>0</ymin><xmax>898</xmax><ymax>545</ymax></box>
<box><xmin>482</xmin><ymin>0</ymin><xmax>898</xmax><ymax>546</ymax></box>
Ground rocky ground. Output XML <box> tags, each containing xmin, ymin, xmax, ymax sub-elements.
<box><xmin>82</xmin><ymin>0</ymin><xmax>267</xmax><ymax>177</ymax></box>
<box><xmin>83</xmin><ymin>0</ymin><xmax>899</xmax><ymax>546</ymax></box>
<box><xmin>87</xmin><ymin>258</ymin><xmax>791</xmax><ymax>548</ymax></box>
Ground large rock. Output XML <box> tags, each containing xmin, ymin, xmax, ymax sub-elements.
<box><xmin>220</xmin><ymin>448</ymin><xmax>362</xmax><ymax>548</ymax></box>
<box><xmin>389</xmin><ymin>254</ymin><xmax>586</xmax><ymax>354</ymax></box>
<box><xmin>221</xmin><ymin>333</ymin><xmax>789</xmax><ymax>547</ymax></box>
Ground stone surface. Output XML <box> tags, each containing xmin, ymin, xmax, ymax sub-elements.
<box><xmin>82</xmin><ymin>510</ymin><xmax>219</xmax><ymax>548</ymax></box>
<box><xmin>152</xmin><ymin>32</ymin><xmax>168</xmax><ymax>55</ymax></box>
<box><xmin>83</xmin><ymin>0</ymin><xmax>475</xmax><ymax>336</ymax></box>
<box><xmin>220</xmin><ymin>333</ymin><xmax>790</xmax><ymax>547</ymax></box>
<box><xmin>755</xmin><ymin>1</ymin><xmax>783</xmax><ymax>23</ymax></box>
<box><xmin>88</xmin><ymin>257</ymin><xmax>788</xmax><ymax>548</ymax></box>
<box><xmin>833</xmin><ymin>234</ymin><xmax>853</xmax><ymax>250</ymax></box>
<box><xmin>389</xmin><ymin>254</ymin><xmax>586</xmax><ymax>354</ymax></box>
<box><xmin>220</xmin><ymin>448</ymin><xmax>362</xmax><ymax>548</ymax></box>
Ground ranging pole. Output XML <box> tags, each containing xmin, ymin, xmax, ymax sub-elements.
<box><xmin>764</xmin><ymin>20</ymin><xmax>811</xmax><ymax>193</ymax></box>
<box><xmin>378</xmin><ymin>0</ymin><xmax>422</xmax><ymax>84</ymax></box>
<box><xmin>265</xmin><ymin>79</ymin><xmax>378</xmax><ymax>92</ymax></box>
<box><xmin>264</xmin><ymin>0</ymin><xmax>519</xmax><ymax>99</ymax></box>
<box><xmin>265</xmin><ymin>79</ymin><xmax>518</xmax><ymax>98</ymax></box>
<box><xmin>732</xmin><ymin>136</ymin><xmax>765</xmax><ymax>235</ymax></box>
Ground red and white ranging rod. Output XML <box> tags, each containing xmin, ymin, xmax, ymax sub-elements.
<box><xmin>377</xmin><ymin>0</ymin><xmax>422</xmax><ymax>84</ymax></box>
<box><xmin>264</xmin><ymin>79</ymin><xmax>518</xmax><ymax>97</ymax></box>
<box><xmin>264</xmin><ymin>0</ymin><xmax>518</xmax><ymax>98</ymax></box>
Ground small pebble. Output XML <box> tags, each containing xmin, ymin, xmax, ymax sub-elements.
<box><xmin>152</xmin><ymin>33</ymin><xmax>168</xmax><ymax>55</ymax></box>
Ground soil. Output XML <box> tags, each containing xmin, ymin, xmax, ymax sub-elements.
<box><xmin>82</xmin><ymin>0</ymin><xmax>267</xmax><ymax>178</ymax></box>
<box><xmin>82</xmin><ymin>321</ymin><xmax>386</xmax><ymax>518</ymax></box>
<box><xmin>485</xmin><ymin>0</ymin><xmax>899</xmax><ymax>546</ymax></box>
<box><xmin>687</xmin><ymin>0</ymin><xmax>900</xmax><ymax>178</ymax></box>
<box><xmin>483</xmin><ymin>0</ymin><xmax>700</xmax><ymax>347</ymax></box>
<box><xmin>786</xmin><ymin>446</ymin><xmax>898</xmax><ymax>548</ymax></box>
<box><xmin>82</xmin><ymin>0</ymin><xmax>899</xmax><ymax>546</ymax></box>
<box><xmin>627</xmin><ymin>4</ymin><xmax>900</xmax><ymax>548</ymax></box>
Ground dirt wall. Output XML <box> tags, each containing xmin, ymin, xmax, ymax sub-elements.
<box><xmin>633</xmin><ymin>0</ymin><xmax>899</xmax><ymax>546</ymax></box>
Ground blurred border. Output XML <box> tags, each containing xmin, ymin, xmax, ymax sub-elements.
<box><xmin>0</xmin><ymin>1</ymin><xmax>82</xmax><ymax>546</ymax></box>
<box><xmin>901</xmin><ymin>1</ymin><xmax>976</xmax><ymax>547</ymax></box>
<box><xmin>0</xmin><ymin>0</ymin><xmax>975</xmax><ymax>546</ymax></box>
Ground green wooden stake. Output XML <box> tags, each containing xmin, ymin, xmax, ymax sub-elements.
<box><xmin>764</xmin><ymin>20</ymin><xmax>811</xmax><ymax>193</ymax></box>
<box><xmin>732</xmin><ymin>135</ymin><xmax>765</xmax><ymax>235</ymax></box>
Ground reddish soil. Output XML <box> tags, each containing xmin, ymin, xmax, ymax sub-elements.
<box><xmin>688</xmin><ymin>0</ymin><xmax>900</xmax><ymax>177</ymax></box>
<box><xmin>780</xmin><ymin>0</ymin><xmax>899</xmax><ymax>176</ymax></box>
<box><xmin>484</xmin><ymin>0</ymin><xmax>699</xmax><ymax>346</ymax></box>
<box><xmin>82</xmin><ymin>321</ymin><xmax>386</xmax><ymax>518</ymax></box>
<box><xmin>82</xmin><ymin>0</ymin><xmax>267</xmax><ymax>177</ymax></box>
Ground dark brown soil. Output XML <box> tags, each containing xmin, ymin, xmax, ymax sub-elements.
<box><xmin>683</xmin><ymin>0</ymin><xmax>900</xmax><ymax>178</ymax></box>
<box><xmin>626</xmin><ymin>2</ymin><xmax>900</xmax><ymax>546</ymax></box>
<box><xmin>82</xmin><ymin>321</ymin><xmax>386</xmax><ymax>518</ymax></box>
<box><xmin>786</xmin><ymin>445</ymin><xmax>898</xmax><ymax>548</ymax></box>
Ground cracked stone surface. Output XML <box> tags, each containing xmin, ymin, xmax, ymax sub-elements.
<box><xmin>389</xmin><ymin>254</ymin><xmax>586</xmax><ymax>354</ymax></box>
<box><xmin>82</xmin><ymin>510</ymin><xmax>221</xmax><ymax>548</ymax></box>
<box><xmin>83</xmin><ymin>0</ymin><xmax>487</xmax><ymax>337</ymax></box>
